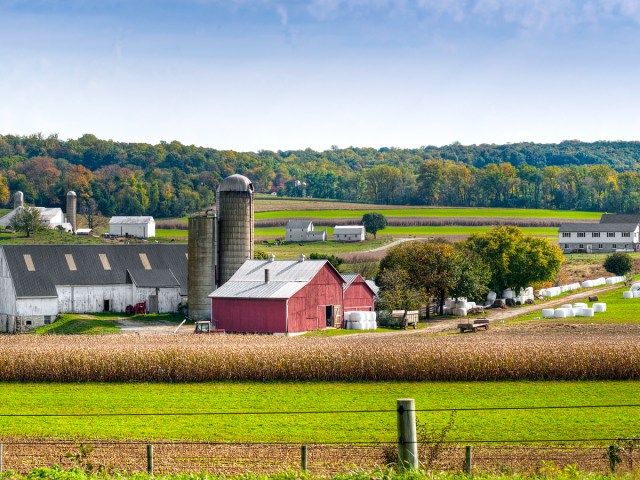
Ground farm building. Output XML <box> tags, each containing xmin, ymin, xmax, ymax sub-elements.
<box><xmin>285</xmin><ymin>220</ymin><xmax>327</xmax><ymax>242</ymax></box>
<box><xmin>0</xmin><ymin>244</ymin><xmax>187</xmax><ymax>333</ymax></box>
<box><xmin>0</xmin><ymin>206</ymin><xmax>72</xmax><ymax>232</ymax></box>
<box><xmin>109</xmin><ymin>216</ymin><xmax>156</xmax><ymax>238</ymax></box>
<box><xmin>558</xmin><ymin>214</ymin><xmax>640</xmax><ymax>253</ymax></box>
<box><xmin>210</xmin><ymin>256</ymin><xmax>345</xmax><ymax>334</ymax></box>
<box><xmin>342</xmin><ymin>274</ymin><xmax>376</xmax><ymax>312</ymax></box>
<box><xmin>333</xmin><ymin>225</ymin><xmax>365</xmax><ymax>242</ymax></box>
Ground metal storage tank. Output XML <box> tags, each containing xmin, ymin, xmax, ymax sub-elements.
<box><xmin>187</xmin><ymin>213</ymin><xmax>217</xmax><ymax>320</ymax></box>
<box><xmin>66</xmin><ymin>191</ymin><xmax>77</xmax><ymax>232</ymax></box>
<box><xmin>13</xmin><ymin>191</ymin><xmax>24</xmax><ymax>209</ymax></box>
<box><xmin>216</xmin><ymin>174</ymin><xmax>254</xmax><ymax>286</ymax></box>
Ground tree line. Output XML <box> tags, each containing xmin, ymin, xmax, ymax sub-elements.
<box><xmin>0</xmin><ymin>133</ymin><xmax>639</xmax><ymax>217</ymax></box>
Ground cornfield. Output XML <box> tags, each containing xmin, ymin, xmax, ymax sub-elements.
<box><xmin>1</xmin><ymin>326</ymin><xmax>640</xmax><ymax>382</ymax></box>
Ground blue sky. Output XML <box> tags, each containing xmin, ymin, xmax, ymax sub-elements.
<box><xmin>1</xmin><ymin>0</ymin><xmax>639</xmax><ymax>151</ymax></box>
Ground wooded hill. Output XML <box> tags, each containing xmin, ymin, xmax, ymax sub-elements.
<box><xmin>0</xmin><ymin>134</ymin><xmax>639</xmax><ymax>217</ymax></box>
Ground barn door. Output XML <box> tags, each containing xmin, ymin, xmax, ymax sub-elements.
<box><xmin>148</xmin><ymin>295</ymin><xmax>159</xmax><ymax>313</ymax></box>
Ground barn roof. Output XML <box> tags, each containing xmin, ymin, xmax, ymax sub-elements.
<box><xmin>599</xmin><ymin>214</ymin><xmax>640</xmax><ymax>225</ymax></box>
<box><xmin>342</xmin><ymin>273</ymin><xmax>377</xmax><ymax>296</ymax></box>
<box><xmin>559</xmin><ymin>223</ymin><xmax>639</xmax><ymax>233</ymax></box>
<box><xmin>286</xmin><ymin>220</ymin><xmax>313</xmax><ymax>229</ymax></box>
<box><xmin>0</xmin><ymin>207</ymin><xmax>63</xmax><ymax>227</ymax></box>
<box><xmin>334</xmin><ymin>226</ymin><xmax>365</xmax><ymax>234</ymax></box>
<box><xmin>109</xmin><ymin>216</ymin><xmax>155</xmax><ymax>225</ymax></box>
<box><xmin>1</xmin><ymin>244</ymin><xmax>187</xmax><ymax>298</ymax></box>
<box><xmin>210</xmin><ymin>259</ymin><xmax>344</xmax><ymax>299</ymax></box>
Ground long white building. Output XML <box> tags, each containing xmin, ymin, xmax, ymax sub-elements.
<box><xmin>558</xmin><ymin>214</ymin><xmax>640</xmax><ymax>253</ymax></box>
<box><xmin>0</xmin><ymin>244</ymin><xmax>187</xmax><ymax>333</ymax></box>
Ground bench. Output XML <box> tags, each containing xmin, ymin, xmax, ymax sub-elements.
<box><xmin>458</xmin><ymin>319</ymin><xmax>490</xmax><ymax>333</ymax></box>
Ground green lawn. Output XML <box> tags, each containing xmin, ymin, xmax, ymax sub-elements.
<box><xmin>33</xmin><ymin>313</ymin><xmax>187</xmax><ymax>335</ymax></box>
<box><xmin>255</xmin><ymin>208</ymin><xmax>601</xmax><ymax>221</ymax></box>
<box><xmin>0</xmin><ymin>381</ymin><xmax>637</xmax><ymax>443</ymax></box>
<box><xmin>509</xmin><ymin>284</ymin><xmax>640</xmax><ymax>325</ymax></box>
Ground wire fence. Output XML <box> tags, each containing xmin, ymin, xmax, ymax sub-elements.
<box><xmin>0</xmin><ymin>404</ymin><xmax>639</xmax><ymax>475</ymax></box>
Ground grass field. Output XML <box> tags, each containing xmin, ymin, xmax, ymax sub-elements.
<box><xmin>0</xmin><ymin>381</ymin><xmax>637</xmax><ymax>443</ymax></box>
<box><xmin>256</xmin><ymin>238</ymin><xmax>390</xmax><ymax>257</ymax></box>
<box><xmin>255</xmin><ymin>207</ymin><xmax>601</xmax><ymax>221</ymax></box>
<box><xmin>32</xmin><ymin>313</ymin><xmax>186</xmax><ymax>335</ymax></box>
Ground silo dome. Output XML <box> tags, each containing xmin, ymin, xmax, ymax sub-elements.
<box><xmin>217</xmin><ymin>174</ymin><xmax>253</xmax><ymax>193</ymax></box>
<box><xmin>67</xmin><ymin>191</ymin><xmax>77</xmax><ymax>197</ymax></box>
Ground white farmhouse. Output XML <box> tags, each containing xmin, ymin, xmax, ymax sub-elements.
<box><xmin>109</xmin><ymin>216</ymin><xmax>155</xmax><ymax>238</ymax></box>
<box><xmin>333</xmin><ymin>225</ymin><xmax>366</xmax><ymax>242</ymax></box>
<box><xmin>285</xmin><ymin>220</ymin><xmax>327</xmax><ymax>242</ymax></box>
<box><xmin>558</xmin><ymin>214</ymin><xmax>640</xmax><ymax>253</ymax></box>
<box><xmin>0</xmin><ymin>244</ymin><xmax>187</xmax><ymax>333</ymax></box>
<box><xmin>0</xmin><ymin>207</ymin><xmax>72</xmax><ymax>232</ymax></box>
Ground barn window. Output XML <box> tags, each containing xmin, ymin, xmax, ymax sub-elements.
<box><xmin>99</xmin><ymin>254</ymin><xmax>111</xmax><ymax>270</ymax></box>
<box><xmin>44</xmin><ymin>316</ymin><xmax>52</xmax><ymax>325</ymax></box>
<box><xmin>139</xmin><ymin>253</ymin><xmax>152</xmax><ymax>270</ymax></box>
<box><xmin>23</xmin><ymin>254</ymin><xmax>35</xmax><ymax>271</ymax></box>
<box><xmin>65</xmin><ymin>254</ymin><xmax>77</xmax><ymax>271</ymax></box>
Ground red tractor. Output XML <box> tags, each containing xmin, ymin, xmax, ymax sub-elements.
<box><xmin>125</xmin><ymin>302</ymin><xmax>147</xmax><ymax>315</ymax></box>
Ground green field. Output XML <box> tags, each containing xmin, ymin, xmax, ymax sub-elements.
<box><xmin>255</xmin><ymin>208</ymin><xmax>601</xmax><ymax>221</ymax></box>
<box><xmin>0</xmin><ymin>381</ymin><xmax>637</xmax><ymax>443</ymax></box>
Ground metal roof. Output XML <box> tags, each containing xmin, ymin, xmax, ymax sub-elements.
<box><xmin>341</xmin><ymin>273</ymin><xmax>359</xmax><ymax>290</ymax></box>
<box><xmin>558</xmin><ymin>223</ymin><xmax>639</xmax><ymax>233</ymax></box>
<box><xmin>210</xmin><ymin>259</ymin><xmax>342</xmax><ymax>299</ymax></box>
<box><xmin>286</xmin><ymin>220</ymin><xmax>313</xmax><ymax>229</ymax></box>
<box><xmin>217</xmin><ymin>174</ymin><xmax>253</xmax><ymax>192</ymax></box>
<box><xmin>0</xmin><ymin>207</ymin><xmax>63</xmax><ymax>227</ymax></box>
<box><xmin>109</xmin><ymin>216</ymin><xmax>155</xmax><ymax>225</ymax></box>
<box><xmin>365</xmin><ymin>280</ymin><xmax>380</xmax><ymax>296</ymax></box>
<box><xmin>1</xmin><ymin>244</ymin><xmax>187</xmax><ymax>298</ymax></box>
<box><xmin>341</xmin><ymin>273</ymin><xmax>377</xmax><ymax>297</ymax></box>
<box><xmin>127</xmin><ymin>268</ymin><xmax>180</xmax><ymax>288</ymax></box>
<box><xmin>599</xmin><ymin>214</ymin><xmax>640</xmax><ymax>225</ymax></box>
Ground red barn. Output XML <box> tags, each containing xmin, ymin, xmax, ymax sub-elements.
<box><xmin>342</xmin><ymin>274</ymin><xmax>376</xmax><ymax>312</ymax></box>
<box><xmin>210</xmin><ymin>257</ymin><xmax>345</xmax><ymax>334</ymax></box>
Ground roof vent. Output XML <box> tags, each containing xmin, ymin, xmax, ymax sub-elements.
<box><xmin>269</xmin><ymin>254</ymin><xmax>275</xmax><ymax>262</ymax></box>
<box><xmin>299</xmin><ymin>254</ymin><xmax>306</xmax><ymax>262</ymax></box>
<box><xmin>265</xmin><ymin>268</ymin><xmax>270</xmax><ymax>283</ymax></box>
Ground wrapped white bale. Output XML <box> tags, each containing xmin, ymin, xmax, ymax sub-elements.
<box><xmin>487</xmin><ymin>291</ymin><xmax>497</xmax><ymax>303</ymax></box>
<box><xmin>578</xmin><ymin>308</ymin><xmax>595</xmax><ymax>317</ymax></box>
<box><xmin>561</xmin><ymin>304</ymin><xmax>573</xmax><ymax>309</ymax></box>
<box><xmin>503</xmin><ymin>289</ymin><xmax>514</xmax><ymax>299</ymax></box>
<box><xmin>574</xmin><ymin>303</ymin><xmax>588</xmax><ymax>309</ymax></box>
<box><xmin>452</xmin><ymin>307</ymin><xmax>468</xmax><ymax>317</ymax></box>
<box><xmin>595</xmin><ymin>277</ymin><xmax>606</xmax><ymax>285</ymax></box>
<box><xmin>445</xmin><ymin>298</ymin><xmax>455</xmax><ymax>307</ymax></box>
<box><xmin>634</xmin><ymin>291</ymin><xmax>640</xmax><ymax>299</ymax></box>
<box><xmin>456</xmin><ymin>300</ymin><xmax>468</xmax><ymax>309</ymax></box>
<box><xmin>344</xmin><ymin>311</ymin><xmax>352</xmax><ymax>322</ymax></box>
<box><xmin>527</xmin><ymin>287</ymin><xmax>534</xmax><ymax>295</ymax></box>
<box><xmin>542</xmin><ymin>308</ymin><xmax>555</xmax><ymax>318</ymax></box>
<box><xmin>623</xmin><ymin>291</ymin><xmax>634</xmax><ymax>299</ymax></box>
<box><xmin>539</xmin><ymin>289</ymin><xmax>548</xmax><ymax>296</ymax></box>
<box><xmin>467</xmin><ymin>302</ymin><xmax>476</xmax><ymax>308</ymax></box>
<box><xmin>582</xmin><ymin>280</ymin><xmax>593</xmax><ymax>288</ymax></box>
<box><xmin>593</xmin><ymin>303</ymin><xmax>606</xmax><ymax>313</ymax></box>
<box><xmin>443</xmin><ymin>306</ymin><xmax>452</xmax><ymax>315</ymax></box>
<box><xmin>554</xmin><ymin>309</ymin><xmax>568</xmax><ymax>318</ymax></box>
<box><xmin>630</xmin><ymin>283</ymin><xmax>640</xmax><ymax>292</ymax></box>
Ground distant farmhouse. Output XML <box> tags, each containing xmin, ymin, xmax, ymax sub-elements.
<box><xmin>559</xmin><ymin>214</ymin><xmax>640</xmax><ymax>253</ymax></box>
<box><xmin>0</xmin><ymin>244</ymin><xmax>187</xmax><ymax>333</ymax></box>
<box><xmin>333</xmin><ymin>225</ymin><xmax>365</xmax><ymax>242</ymax></box>
<box><xmin>285</xmin><ymin>220</ymin><xmax>326</xmax><ymax>242</ymax></box>
<box><xmin>109</xmin><ymin>216</ymin><xmax>155</xmax><ymax>238</ymax></box>
<box><xmin>0</xmin><ymin>190</ymin><xmax>77</xmax><ymax>233</ymax></box>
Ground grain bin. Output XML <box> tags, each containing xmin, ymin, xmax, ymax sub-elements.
<box><xmin>216</xmin><ymin>174</ymin><xmax>254</xmax><ymax>286</ymax></box>
<box><xmin>66</xmin><ymin>191</ymin><xmax>77</xmax><ymax>232</ymax></box>
<box><xmin>13</xmin><ymin>191</ymin><xmax>24</xmax><ymax>209</ymax></box>
<box><xmin>188</xmin><ymin>213</ymin><xmax>217</xmax><ymax>320</ymax></box>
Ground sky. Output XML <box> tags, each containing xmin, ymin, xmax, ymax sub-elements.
<box><xmin>1</xmin><ymin>0</ymin><xmax>640</xmax><ymax>152</ymax></box>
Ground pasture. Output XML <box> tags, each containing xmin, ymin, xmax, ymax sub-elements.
<box><xmin>0</xmin><ymin>381</ymin><xmax>637</xmax><ymax>443</ymax></box>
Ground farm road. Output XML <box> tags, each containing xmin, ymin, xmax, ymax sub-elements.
<box><xmin>365</xmin><ymin>237</ymin><xmax>420</xmax><ymax>252</ymax></box>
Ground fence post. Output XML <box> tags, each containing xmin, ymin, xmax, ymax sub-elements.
<box><xmin>397</xmin><ymin>398</ymin><xmax>418</xmax><ymax>470</ymax></box>
<box><xmin>301</xmin><ymin>445</ymin><xmax>308</xmax><ymax>472</ymax></box>
<box><xmin>147</xmin><ymin>444</ymin><xmax>153</xmax><ymax>475</ymax></box>
<box><xmin>609</xmin><ymin>445</ymin><xmax>617</xmax><ymax>473</ymax></box>
<box><xmin>464</xmin><ymin>445</ymin><xmax>472</xmax><ymax>474</ymax></box>
<box><xmin>0</xmin><ymin>443</ymin><xmax>3</xmax><ymax>473</ymax></box>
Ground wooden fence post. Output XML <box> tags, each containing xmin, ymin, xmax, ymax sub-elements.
<box><xmin>464</xmin><ymin>445</ymin><xmax>472</xmax><ymax>474</ymax></box>
<box><xmin>147</xmin><ymin>444</ymin><xmax>153</xmax><ymax>475</ymax></box>
<box><xmin>301</xmin><ymin>445</ymin><xmax>308</xmax><ymax>472</ymax></box>
<box><xmin>397</xmin><ymin>398</ymin><xmax>418</xmax><ymax>470</ymax></box>
<box><xmin>0</xmin><ymin>443</ymin><xmax>3</xmax><ymax>473</ymax></box>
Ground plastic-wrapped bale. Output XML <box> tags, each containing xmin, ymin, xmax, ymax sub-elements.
<box><xmin>344</xmin><ymin>311</ymin><xmax>352</xmax><ymax>322</ymax></box>
<box><xmin>582</xmin><ymin>280</ymin><xmax>593</xmax><ymax>288</ymax></box>
<box><xmin>539</xmin><ymin>289</ymin><xmax>548</xmax><ymax>297</ymax></box>
<box><xmin>578</xmin><ymin>308</ymin><xmax>595</xmax><ymax>317</ymax></box>
<box><xmin>554</xmin><ymin>309</ymin><xmax>568</xmax><ymax>318</ymax></box>
<box><xmin>593</xmin><ymin>303</ymin><xmax>606</xmax><ymax>313</ymax></box>
<box><xmin>623</xmin><ymin>291</ymin><xmax>634</xmax><ymax>299</ymax></box>
<box><xmin>561</xmin><ymin>304</ymin><xmax>573</xmax><ymax>309</ymax></box>
<box><xmin>542</xmin><ymin>308</ymin><xmax>555</xmax><ymax>318</ymax></box>
<box><xmin>445</xmin><ymin>298</ymin><xmax>455</xmax><ymax>307</ymax></box>
<box><xmin>503</xmin><ymin>289</ymin><xmax>514</xmax><ymax>299</ymax></box>
<box><xmin>634</xmin><ymin>291</ymin><xmax>640</xmax><ymax>299</ymax></box>
<box><xmin>486</xmin><ymin>291</ymin><xmax>497</xmax><ymax>303</ymax></box>
<box><xmin>574</xmin><ymin>303</ymin><xmax>588</xmax><ymax>309</ymax></box>
<box><xmin>443</xmin><ymin>306</ymin><xmax>452</xmax><ymax>315</ymax></box>
<box><xmin>456</xmin><ymin>300</ymin><xmax>468</xmax><ymax>309</ymax></box>
<box><xmin>631</xmin><ymin>283</ymin><xmax>640</xmax><ymax>292</ymax></box>
<box><xmin>467</xmin><ymin>302</ymin><xmax>476</xmax><ymax>308</ymax></box>
<box><xmin>452</xmin><ymin>308</ymin><xmax>468</xmax><ymax>316</ymax></box>
<box><xmin>370</xmin><ymin>311</ymin><xmax>378</xmax><ymax>330</ymax></box>
<box><xmin>595</xmin><ymin>277</ymin><xmax>606</xmax><ymax>286</ymax></box>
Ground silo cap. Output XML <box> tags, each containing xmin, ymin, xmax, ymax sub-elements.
<box><xmin>67</xmin><ymin>191</ymin><xmax>77</xmax><ymax>197</ymax></box>
<box><xmin>217</xmin><ymin>174</ymin><xmax>253</xmax><ymax>193</ymax></box>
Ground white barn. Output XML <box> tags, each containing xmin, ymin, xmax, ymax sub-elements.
<box><xmin>109</xmin><ymin>216</ymin><xmax>156</xmax><ymax>238</ymax></box>
<box><xmin>0</xmin><ymin>244</ymin><xmax>187</xmax><ymax>333</ymax></box>
<box><xmin>285</xmin><ymin>220</ymin><xmax>327</xmax><ymax>242</ymax></box>
<box><xmin>333</xmin><ymin>225</ymin><xmax>365</xmax><ymax>242</ymax></box>
<box><xmin>0</xmin><ymin>207</ymin><xmax>72</xmax><ymax>232</ymax></box>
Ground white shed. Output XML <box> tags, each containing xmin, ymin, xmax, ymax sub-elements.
<box><xmin>285</xmin><ymin>220</ymin><xmax>327</xmax><ymax>242</ymax></box>
<box><xmin>333</xmin><ymin>225</ymin><xmax>365</xmax><ymax>242</ymax></box>
<box><xmin>109</xmin><ymin>216</ymin><xmax>156</xmax><ymax>238</ymax></box>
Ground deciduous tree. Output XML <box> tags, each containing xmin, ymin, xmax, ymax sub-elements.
<box><xmin>361</xmin><ymin>212</ymin><xmax>388</xmax><ymax>239</ymax></box>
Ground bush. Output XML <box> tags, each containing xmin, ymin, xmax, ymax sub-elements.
<box><xmin>604</xmin><ymin>252</ymin><xmax>633</xmax><ymax>277</ymax></box>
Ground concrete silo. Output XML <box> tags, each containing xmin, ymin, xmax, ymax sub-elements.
<box><xmin>66</xmin><ymin>191</ymin><xmax>77</xmax><ymax>232</ymax></box>
<box><xmin>216</xmin><ymin>174</ymin><xmax>254</xmax><ymax>286</ymax></box>
<box><xmin>13</xmin><ymin>191</ymin><xmax>24</xmax><ymax>209</ymax></box>
<box><xmin>187</xmin><ymin>213</ymin><xmax>217</xmax><ymax>320</ymax></box>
